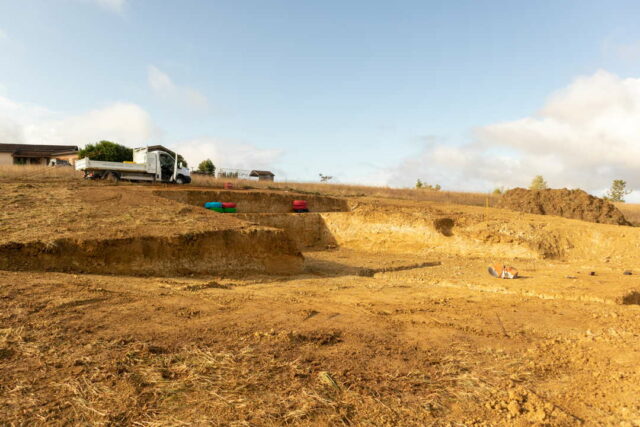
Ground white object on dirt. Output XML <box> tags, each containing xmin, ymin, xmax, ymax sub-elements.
<box><xmin>488</xmin><ymin>265</ymin><xmax>519</xmax><ymax>279</ymax></box>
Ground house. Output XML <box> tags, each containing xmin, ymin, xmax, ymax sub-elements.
<box><xmin>249</xmin><ymin>170</ymin><xmax>275</xmax><ymax>181</ymax></box>
<box><xmin>0</xmin><ymin>143</ymin><xmax>79</xmax><ymax>166</ymax></box>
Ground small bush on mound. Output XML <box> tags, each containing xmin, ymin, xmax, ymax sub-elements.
<box><xmin>497</xmin><ymin>188</ymin><xmax>631</xmax><ymax>226</ymax></box>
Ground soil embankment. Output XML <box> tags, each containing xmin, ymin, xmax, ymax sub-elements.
<box><xmin>0</xmin><ymin>184</ymin><xmax>304</xmax><ymax>276</ymax></box>
<box><xmin>498</xmin><ymin>188</ymin><xmax>631</xmax><ymax>226</ymax></box>
<box><xmin>236</xmin><ymin>213</ymin><xmax>338</xmax><ymax>250</ymax></box>
<box><xmin>0</xmin><ymin>227</ymin><xmax>303</xmax><ymax>276</ymax></box>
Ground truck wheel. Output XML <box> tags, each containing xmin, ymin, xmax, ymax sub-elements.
<box><xmin>105</xmin><ymin>172</ymin><xmax>120</xmax><ymax>183</ymax></box>
<box><xmin>175</xmin><ymin>175</ymin><xmax>185</xmax><ymax>184</ymax></box>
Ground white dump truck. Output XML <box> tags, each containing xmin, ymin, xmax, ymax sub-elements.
<box><xmin>75</xmin><ymin>146</ymin><xmax>191</xmax><ymax>184</ymax></box>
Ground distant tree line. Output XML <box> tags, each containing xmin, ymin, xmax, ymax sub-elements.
<box><xmin>415</xmin><ymin>179</ymin><xmax>441</xmax><ymax>191</ymax></box>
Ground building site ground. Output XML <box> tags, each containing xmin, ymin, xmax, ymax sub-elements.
<box><xmin>1</xmin><ymin>173</ymin><xmax>640</xmax><ymax>425</ymax></box>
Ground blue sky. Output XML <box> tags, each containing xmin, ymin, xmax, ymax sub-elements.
<box><xmin>2</xmin><ymin>0</ymin><xmax>640</xmax><ymax>195</ymax></box>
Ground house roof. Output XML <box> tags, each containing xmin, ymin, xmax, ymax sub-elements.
<box><xmin>12</xmin><ymin>151</ymin><xmax>57</xmax><ymax>158</ymax></box>
<box><xmin>51</xmin><ymin>150</ymin><xmax>79</xmax><ymax>156</ymax></box>
<box><xmin>0</xmin><ymin>143</ymin><xmax>79</xmax><ymax>155</ymax></box>
<box><xmin>249</xmin><ymin>170</ymin><xmax>275</xmax><ymax>177</ymax></box>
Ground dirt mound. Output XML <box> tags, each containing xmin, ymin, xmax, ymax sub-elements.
<box><xmin>498</xmin><ymin>188</ymin><xmax>631</xmax><ymax>226</ymax></box>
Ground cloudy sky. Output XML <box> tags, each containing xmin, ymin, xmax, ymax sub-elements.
<box><xmin>1</xmin><ymin>1</ymin><xmax>640</xmax><ymax>198</ymax></box>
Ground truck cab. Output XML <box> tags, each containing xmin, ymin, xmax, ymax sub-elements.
<box><xmin>135</xmin><ymin>147</ymin><xmax>191</xmax><ymax>184</ymax></box>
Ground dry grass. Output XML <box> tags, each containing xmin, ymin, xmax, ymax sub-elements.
<box><xmin>191</xmin><ymin>175</ymin><xmax>500</xmax><ymax>207</ymax></box>
<box><xmin>616</xmin><ymin>203</ymin><xmax>640</xmax><ymax>226</ymax></box>
<box><xmin>32</xmin><ymin>337</ymin><xmax>492</xmax><ymax>425</ymax></box>
<box><xmin>0</xmin><ymin>165</ymin><xmax>83</xmax><ymax>182</ymax></box>
<box><xmin>1</xmin><ymin>311</ymin><xmax>497</xmax><ymax>425</ymax></box>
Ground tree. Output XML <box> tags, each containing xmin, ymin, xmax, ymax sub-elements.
<box><xmin>79</xmin><ymin>141</ymin><xmax>133</xmax><ymax>162</ymax></box>
<box><xmin>529</xmin><ymin>175</ymin><xmax>548</xmax><ymax>190</ymax></box>
<box><xmin>197</xmin><ymin>159</ymin><xmax>216</xmax><ymax>175</ymax></box>
<box><xmin>319</xmin><ymin>173</ymin><xmax>333</xmax><ymax>182</ymax></box>
<box><xmin>605</xmin><ymin>179</ymin><xmax>631</xmax><ymax>202</ymax></box>
<box><xmin>415</xmin><ymin>179</ymin><xmax>441</xmax><ymax>191</ymax></box>
<box><xmin>493</xmin><ymin>187</ymin><xmax>505</xmax><ymax>195</ymax></box>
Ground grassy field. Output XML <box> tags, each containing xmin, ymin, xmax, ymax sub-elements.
<box><xmin>0</xmin><ymin>164</ymin><xmax>84</xmax><ymax>181</ymax></box>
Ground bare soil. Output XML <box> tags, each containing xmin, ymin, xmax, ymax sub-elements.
<box><xmin>498</xmin><ymin>187</ymin><xmax>631</xmax><ymax>226</ymax></box>
<box><xmin>0</xmin><ymin>183</ymin><xmax>246</xmax><ymax>243</ymax></box>
<box><xmin>2</xmin><ymin>181</ymin><xmax>640</xmax><ymax>425</ymax></box>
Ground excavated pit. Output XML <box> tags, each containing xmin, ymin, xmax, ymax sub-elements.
<box><xmin>153</xmin><ymin>189</ymin><xmax>351</xmax><ymax>253</ymax></box>
<box><xmin>6</xmin><ymin>184</ymin><xmax>640</xmax><ymax>279</ymax></box>
<box><xmin>158</xmin><ymin>192</ymin><xmax>640</xmax><ymax>264</ymax></box>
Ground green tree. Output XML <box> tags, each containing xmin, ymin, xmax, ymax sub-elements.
<box><xmin>493</xmin><ymin>187</ymin><xmax>505</xmax><ymax>195</ymax></box>
<box><xmin>79</xmin><ymin>141</ymin><xmax>133</xmax><ymax>162</ymax></box>
<box><xmin>529</xmin><ymin>175</ymin><xmax>548</xmax><ymax>190</ymax></box>
<box><xmin>415</xmin><ymin>179</ymin><xmax>441</xmax><ymax>191</ymax></box>
<box><xmin>605</xmin><ymin>179</ymin><xmax>631</xmax><ymax>202</ymax></box>
<box><xmin>197</xmin><ymin>159</ymin><xmax>216</xmax><ymax>175</ymax></box>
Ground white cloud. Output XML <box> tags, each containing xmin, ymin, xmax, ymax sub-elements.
<box><xmin>42</xmin><ymin>103</ymin><xmax>156</xmax><ymax>147</ymax></box>
<box><xmin>175</xmin><ymin>137</ymin><xmax>282</xmax><ymax>171</ymax></box>
<box><xmin>0</xmin><ymin>96</ymin><xmax>57</xmax><ymax>143</ymax></box>
<box><xmin>148</xmin><ymin>66</ymin><xmax>209</xmax><ymax>111</ymax></box>
<box><xmin>0</xmin><ymin>95</ymin><xmax>155</xmax><ymax>147</ymax></box>
<box><xmin>388</xmin><ymin>70</ymin><xmax>640</xmax><ymax>197</ymax></box>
